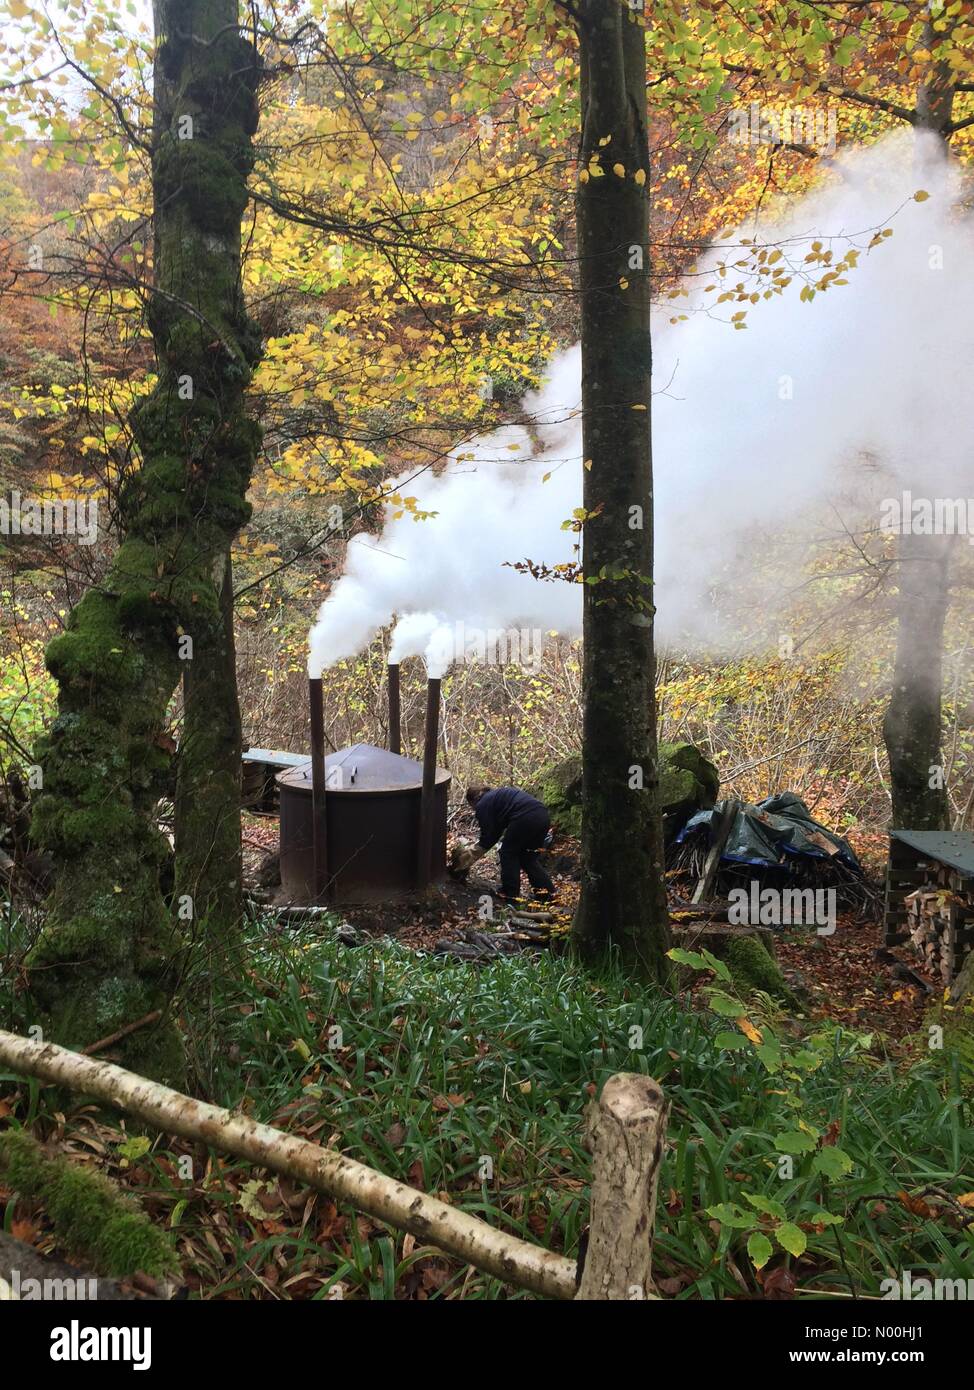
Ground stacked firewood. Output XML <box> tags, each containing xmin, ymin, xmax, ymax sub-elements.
<box><xmin>905</xmin><ymin>866</ymin><xmax>974</xmax><ymax>987</ymax></box>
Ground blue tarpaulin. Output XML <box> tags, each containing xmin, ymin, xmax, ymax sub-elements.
<box><xmin>675</xmin><ymin>791</ymin><xmax>863</xmax><ymax>873</ymax></box>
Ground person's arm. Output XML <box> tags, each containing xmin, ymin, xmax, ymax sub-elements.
<box><xmin>475</xmin><ymin>793</ymin><xmax>502</xmax><ymax>851</ymax></box>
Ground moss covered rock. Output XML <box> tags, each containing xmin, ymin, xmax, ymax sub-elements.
<box><xmin>658</xmin><ymin>742</ymin><xmax>720</xmax><ymax>835</ymax></box>
<box><xmin>529</xmin><ymin>742</ymin><xmax>719</xmax><ymax>840</ymax></box>
<box><xmin>725</xmin><ymin>933</ymin><xmax>801</xmax><ymax>1010</ymax></box>
<box><xmin>530</xmin><ymin>754</ymin><xmax>584</xmax><ymax>836</ymax></box>
<box><xmin>0</xmin><ymin>1130</ymin><xmax>179</xmax><ymax>1280</ymax></box>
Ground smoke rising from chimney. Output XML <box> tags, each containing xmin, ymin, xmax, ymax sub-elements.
<box><xmin>308</xmin><ymin>133</ymin><xmax>970</xmax><ymax>677</ymax></box>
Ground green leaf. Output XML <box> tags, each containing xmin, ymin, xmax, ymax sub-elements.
<box><xmin>773</xmin><ymin>1130</ymin><xmax>816</xmax><ymax>1155</ymax></box>
<box><xmin>812</xmin><ymin>1147</ymin><xmax>853</xmax><ymax>1179</ymax></box>
<box><xmin>806</xmin><ymin>1206</ymin><xmax>844</xmax><ymax>1226</ymax></box>
<box><xmin>744</xmin><ymin>1192</ymin><xmax>787</xmax><ymax>1220</ymax></box>
<box><xmin>117</xmin><ymin>1135</ymin><xmax>151</xmax><ymax>1161</ymax></box>
<box><xmin>775</xmin><ymin>1222</ymin><xmax>807</xmax><ymax>1258</ymax></box>
<box><xmin>790</xmin><ymin>1048</ymin><xmax>824</xmax><ymax>1071</ymax></box>
<box><xmin>755</xmin><ymin>1037</ymin><xmax>782</xmax><ymax>1072</ymax></box>
<box><xmin>705</xmin><ymin>1203</ymin><xmax>754</xmax><ymax>1230</ymax></box>
<box><xmin>699</xmin><ymin>948</ymin><xmax>732</xmax><ymax>982</ymax></box>
<box><xmin>834</xmin><ymin>35</ymin><xmax>858</xmax><ymax>67</ymax></box>
<box><xmin>748</xmin><ymin>1231</ymin><xmax>773</xmax><ymax>1269</ymax></box>
<box><xmin>666</xmin><ymin>947</ymin><xmax>710</xmax><ymax>972</ymax></box>
<box><xmin>714</xmin><ymin>1030</ymin><xmax>749</xmax><ymax>1050</ymax></box>
<box><xmin>707</xmin><ymin>990</ymin><xmax>748</xmax><ymax>1017</ymax></box>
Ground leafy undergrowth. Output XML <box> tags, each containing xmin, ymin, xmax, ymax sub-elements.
<box><xmin>2</xmin><ymin>917</ymin><xmax>973</xmax><ymax>1299</ymax></box>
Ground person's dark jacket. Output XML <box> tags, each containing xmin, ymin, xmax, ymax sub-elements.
<box><xmin>474</xmin><ymin>787</ymin><xmax>549</xmax><ymax>851</ymax></box>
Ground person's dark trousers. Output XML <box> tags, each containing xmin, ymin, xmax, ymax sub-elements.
<box><xmin>498</xmin><ymin>808</ymin><xmax>555</xmax><ymax>901</ymax></box>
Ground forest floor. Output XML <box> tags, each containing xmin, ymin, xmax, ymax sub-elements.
<box><xmin>242</xmin><ymin>814</ymin><xmax>934</xmax><ymax>1048</ymax></box>
<box><xmin>2</xmin><ymin>895</ymin><xmax>961</xmax><ymax>1302</ymax></box>
<box><xmin>1</xmin><ymin>818</ymin><xmax>953</xmax><ymax>1302</ymax></box>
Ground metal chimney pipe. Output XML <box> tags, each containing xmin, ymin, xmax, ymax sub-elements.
<box><xmin>388</xmin><ymin>662</ymin><xmax>401</xmax><ymax>756</ymax></box>
<box><xmin>416</xmin><ymin>677</ymin><xmax>441</xmax><ymax>890</ymax></box>
<box><xmin>309</xmin><ymin>676</ymin><xmax>328</xmax><ymax>902</ymax></box>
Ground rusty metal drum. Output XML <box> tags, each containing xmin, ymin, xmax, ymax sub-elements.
<box><xmin>277</xmin><ymin>743</ymin><xmax>451</xmax><ymax>904</ymax></box>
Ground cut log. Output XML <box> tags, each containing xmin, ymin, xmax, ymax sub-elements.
<box><xmin>575</xmin><ymin>1073</ymin><xmax>668</xmax><ymax>1301</ymax></box>
<box><xmin>672</xmin><ymin>922</ymin><xmax>775</xmax><ymax>957</ymax></box>
<box><xmin>0</xmin><ymin>1032</ymin><xmax>674</xmax><ymax>1303</ymax></box>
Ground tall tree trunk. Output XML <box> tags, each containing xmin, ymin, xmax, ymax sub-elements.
<box><xmin>569</xmin><ymin>0</ymin><xmax>670</xmax><ymax>981</ymax></box>
<box><xmin>883</xmin><ymin>531</ymin><xmax>951</xmax><ymax>829</ymax></box>
<box><xmin>883</xmin><ymin>26</ymin><xmax>953</xmax><ymax>832</ymax></box>
<box><xmin>27</xmin><ymin>0</ymin><xmax>261</xmax><ymax>1078</ymax></box>
<box><xmin>174</xmin><ymin>548</ymin><xmax>244</xmax><ymax>948</ymax></box>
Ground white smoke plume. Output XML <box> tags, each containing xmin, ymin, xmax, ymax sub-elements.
<box><xmin>308</xmin><ymin>131</ymin><xmax>972</xmax><ymax>677</ymax></box>
<box><xmin>307</xmin><ymin>378</ymin><xmax>584</xmax><ymax>677</ymax></box>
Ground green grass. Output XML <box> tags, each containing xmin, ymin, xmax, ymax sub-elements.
<box><xmin>3</xmin><ymin>912</ymin><xmax>973</xmax><ymax>1299</ymax></box>
<box><xmin>191</xmin><ymin>917</ymin><xmax>974</xmax><ymax>1298</ymax></box>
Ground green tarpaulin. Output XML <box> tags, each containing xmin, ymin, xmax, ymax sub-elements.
<box><xmin>675</xmin><ymin>792</ymin><xmax>862</xmax><ymax>873</ymax></box>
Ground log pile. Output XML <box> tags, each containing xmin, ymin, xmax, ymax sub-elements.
<box><xmin>905</xmin><ymin>865</ymin><xmax>974</xmax><ymax>988</ymax></box>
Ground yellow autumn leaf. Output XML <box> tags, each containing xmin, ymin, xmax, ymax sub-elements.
<box><xmin>737</xmin><ymin>1017</ymin><xmax>763</xmax><ymax>1044</ymax></box>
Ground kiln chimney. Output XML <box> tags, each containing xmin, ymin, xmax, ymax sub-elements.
<box><xmin>415</xmin><ymin>677</ymin><xmax>441</xmax><ymax>889</ymax></box>
<box><xmin>308</xmin><ymin>675</ymin><xmax>329</xmax><ymax>901</ymax></box>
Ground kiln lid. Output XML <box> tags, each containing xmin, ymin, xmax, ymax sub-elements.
<box><xmin>276</xmin><ymin>742</ymin><xmax>450</xmax><ymax>795</ymax></box>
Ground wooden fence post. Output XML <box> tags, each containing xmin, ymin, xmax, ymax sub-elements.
<box><xmin>575</xmin><ymin>1072</ymin><xmax>669</xmax><ymax>1301</ymax></box>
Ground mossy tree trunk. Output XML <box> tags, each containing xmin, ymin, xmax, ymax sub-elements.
<box><xmin>28</xmin><ymin>0</ymin><xmax>262</xmax><ymax>1079</ymax></box>
<box><xmin>174</xmin><ymin>547</ymin><xmax>244</xmax><ymax>947</ymax></box>
<box><xmin>568</xmin><ymin>0</ymin><xmax>670</xmax><ymax>982</ymax></box>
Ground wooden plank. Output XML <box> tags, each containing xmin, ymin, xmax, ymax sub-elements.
<box><xmin>243</xmin><ymin>748</ymin><xmax>308</xmax><ymax>769</ymax></box>
<box><xmin>691</xmin><ymin>799</ymin><xmax>740</xmax><ymax>906</ymax></box>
